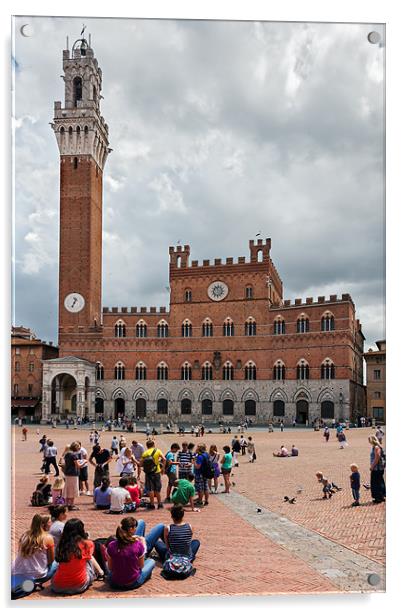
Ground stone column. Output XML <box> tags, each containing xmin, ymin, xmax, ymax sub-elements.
<box><xmin>41</xmin><ymin>386</ymin><xmax>51</xmax><ymax>424</ymax></box>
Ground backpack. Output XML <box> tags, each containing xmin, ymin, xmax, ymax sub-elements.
<box><xmin>31</xmin><ymin>489</ymin><xmax>46</xmax><ymax>507</ymax></box>
<box><xmin>161</xmin><ymin>555</ymin><xmax>195</xmax><ymax>579</ymax></box>
<box><xmin>143</xmin><ymin>449</ymin><xmax>157</xmax><ymax>474</ymax></box>
<box><xmin>201</xmin><ymin>453</ymin><xmax>215</xmax><ymax>479</ymax></box>
<box><xmin>53</xmin><ymin>493</ymin><xmax>66</xmax><ymax>505</ymax></box>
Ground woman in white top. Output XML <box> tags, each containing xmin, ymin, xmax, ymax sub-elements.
<box><xmin>12</xmin><ymin>514</ymin><xmax>57</xmax><ymax>584</ymax></box>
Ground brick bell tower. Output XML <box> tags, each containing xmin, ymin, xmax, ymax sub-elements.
<box><xmin>52</xmin><ymin>35</ymin><xmax>110</xmax><ymax>333</ymax></box>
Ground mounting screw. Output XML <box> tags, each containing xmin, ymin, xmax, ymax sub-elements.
<box><xmin>367</xmin><ymin>573</ymin><xmax>380</xmax><ymax>586</ymax></box>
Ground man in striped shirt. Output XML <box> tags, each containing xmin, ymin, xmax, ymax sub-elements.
<box><xmin>177</xmin><ymin>442</ymin><xmax>193</xmax><ymax>479</ymax></box>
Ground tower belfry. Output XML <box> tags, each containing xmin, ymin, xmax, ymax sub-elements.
<box><xmin>52</xmin><ymin>36</ymin><xmax>111</xmax><ymax>338</ymax></box>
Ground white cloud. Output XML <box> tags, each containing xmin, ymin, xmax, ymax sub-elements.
<box><xmin>149</xmin><ymin>172</ymin><xmax>186</xmax><ymax>213</ymax></box>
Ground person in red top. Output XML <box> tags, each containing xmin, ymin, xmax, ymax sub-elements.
<box><xmin>126</xmin><ymin>476</ymin><xmax>142</xmax><ymax>509</ymax></box>
<box><xmin>51</xmin><ymin>519</ymin><xmax>104</xmax><ymax>595</ymax></box>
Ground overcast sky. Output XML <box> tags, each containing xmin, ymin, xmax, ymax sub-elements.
<box><xmin>12</xmin><ymin>16</ymin><xmax>385</xmax><ymax>350</ymax></box>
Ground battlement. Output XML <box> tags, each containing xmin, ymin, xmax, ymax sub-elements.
<box><xmin>103</xmin><ymin>306</ymin><xmax>167</xmax><ymax>314</ymax></box>
<box><xmin>170</xmin><ymin>239</ymin><xmax>275</xmax><ymax>271</ymax></box>
<box><xmin>270</xmin><ymin>294</ymin><xmax>353</xmax><ymax>310</ymax></box>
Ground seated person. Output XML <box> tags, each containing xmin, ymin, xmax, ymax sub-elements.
<box><xmin>12</xmin><ymin>514</ymin><xmax>57</xmax><ymax>591</ymax></box>
<box><xmin>273</xmin><ymin>445</ymin><xmax>289</xmax><ymax>457</ymax></box>
<box><xmin>171</xmin><ymin>473</ymin><xmax>199</xmax><ymax>511</ymax></box>
<box><xmin>125</xmin><ymin>476</ymin><xmax>141</xmax><ymax>509</ymax></box>
<box><xmin>291</xmin><ymin>445</ymin><xmax>299</xmax><ymax>456</ymax></box>
<box><xmin>32</xmin><ymin>475</ymin><xmax>52</xmax><ymax>505</ymax></box>
<box><xmin>110</xmin><ymin>477</ymin><xmax>134</xmax><ymax>514</ymax></box>
<box><xmin>93</xmin><ymin>477</ymin><xmax>112</xmax><ymax>510</ymax></box>
<box><xmin>51</xmin><ymin>519</ymin><xmax>104</xmax><ymax>594</ymax></box>
<box><xmin>106</xmin><ymin>517</ymin><xmax>164</xmax><ymax>590</ymax></box>
<box><xmin>154</xmin><ymin>504</ymin><xmax>200</xmax><ymax>563</ymax></box>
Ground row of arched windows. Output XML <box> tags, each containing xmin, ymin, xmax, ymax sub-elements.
<box><xmin>96</xmin><ymin>359</ymin><xmax>336</xmax><ymax>381</ymax></box>
<box><xmin>113</xmin><ymin>313</ymin><xmax>336</xmax><ymax>338</ymax></box>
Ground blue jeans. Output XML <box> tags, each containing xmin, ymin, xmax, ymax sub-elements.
<box><xmin>36</xmin><ymin>561</ymin><xmax>59</xmax><ymax>583</ymax></box>
<box><xmin>108</xmin><ymin>558</ymin><xmax>155</xmax><ymax>590</ymax></box>
<box><xmin>135</xmin><ymin>520</ymin><xmax>165</xmax><ymax>556</ymax></box>
<box><xmin>352</xmin><ymin>488</ymin><xmax>360</xmax><ymax>502</ymax></box>
<box><xmin>154</xmin><ymin>539</ymin><xmax>200</xmax><ymax>562</ymax></box>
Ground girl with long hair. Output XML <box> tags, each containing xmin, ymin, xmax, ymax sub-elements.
<box><xmin>12</xmin><ymin>514</ymin><xmax>57</xmax><ymax>584</ymax></box>
<box><xmin>208</xmin><ymin>444</ymin><xmax>220</xmax><ymax>493</ymax></box>
<box><xmin>106</xmin><ymin>517</ymin><xmax>164</xmax><ymax>589</ymax></box>
<box><xmin>51</xmin><ymin>518</ymin><xmax>103</xmax><ymax>594</ymax></box>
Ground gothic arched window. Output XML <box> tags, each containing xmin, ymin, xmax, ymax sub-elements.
<box><xmin>136</xmin><ymin>320</ymin><xmax>147</xmax><ymax>338</ymax></box>
<box><xmin>114</xmin><ymin>320</ymin><xmax>126</xmax><ymax>338</ymax></box>
<box><xmin>321</xmin><ymin>313</ymin><xmax>335</xmax><ymax>332</ymax></box>
<box><xmin>297</xmin><ymin>315</ymin><xmax>310</xmax><ymax>333</ymax></box>
<box><xmin>223</xmin><ymin>318</ymin><xmax>234</xmax><ymax>337</ymax></box>
<box><xmin>185</xmin><ymin>289</ymin><xmax>192</xmax><ymax>302</ymax></box>
<box><xmin>157</xmin><ymin>362</ymin><xmax>169</xmax><ymax>381</ymax></box>
<box><xmin>297</xmin><ymin>360</ymin><xmax>310</xmax><ymax>380</ymax></box>
<box><xmin>274</xmin><ymin>317</ymin><xmax>285</xmax><ymax>335</ymax></box>
<box><xmin>157</xmin><ymin>320</ymin><xmax>169</xmax><ymax>338</ymax></box>
<box><xmin>181</xmin><ymin>362</ymin><xmax>192</xmax><ymax>380</ymax></box>
<box><xmin>244</xmin><ymin>361</ymin><xmax>257</xmax><ymax>380</ymax></box>
<box><xmin>202</xmin><ymin>318</ymin><xmax>213</xmax><ymax>337</ymax></box>
<box><xmin>245</xmin><ymin>317</ymin><xmax>257</xmax><ymax>336</ymax></box>
<box><xmin>202</xmin><ymin>362</ymin><xmax>213</xmax><ymax>381</ymax></box>
<box><xmin>135</xmin><ymin>362</ymin><xmax>147</xmax><ymax>380</ymax></box>
<box><xmin>114</xmin><ymin>362</ymin><xmax>125</xmax><ymax>380</ymax></box>
<box><xmin>321</xmin><ymin>359</ymin><xmax>335</xmax><ymax>380</ymax></box>
<box><xmin>182</xmin><ymin>320</ymin><xmax>192</xmax><ymax>338</ymax></box>
<box><xmin>95</xmin><ymin>363</ymin><xmax>104</xmax><ymax>380</ymax></box>
<box><xmin>223</xmin><ymin>362</ymin><xmax>234</xmax><ymax>381</ymax></box>
<box><xmin>273</xmin><ymin>361</ymin><xmax>286</xmax><ymax>381</ymax></box>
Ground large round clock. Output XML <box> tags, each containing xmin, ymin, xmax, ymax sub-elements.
<box><xmin>207</xmin><ymin>281</ymin><xmax>229</xmax><ymax>302</ymax></box>
<box><xmin>64</xmin><ymin>292</ymin><xmax>85</xmax><ymax>313</ymax></box>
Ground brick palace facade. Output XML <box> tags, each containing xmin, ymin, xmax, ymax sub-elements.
<box><xmin>42</xmin><ymin>37</ymin><xmax>366</xmax><ymax>425</ymax></box>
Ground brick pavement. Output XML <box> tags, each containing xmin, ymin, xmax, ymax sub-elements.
<box><xmin>11</xmin><ymin>425</ymin><xmax>385</xmax><ymax>599</ymax></box>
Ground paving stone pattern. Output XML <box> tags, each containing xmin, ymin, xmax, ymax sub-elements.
<box><xmin>11</xmin><ymin>426</ymin><xmax>385</xmax><ymax>599</ymax></box>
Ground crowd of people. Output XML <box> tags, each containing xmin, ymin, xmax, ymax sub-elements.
<box><xmin>13</xmin><ymin>422</ymin><xmax>385</xmax><ymax>599</ymax></box>
<box><xmin>13</xmin><ymin>431</ymin><xmax>259</xmax><ymax>598</ymax></box>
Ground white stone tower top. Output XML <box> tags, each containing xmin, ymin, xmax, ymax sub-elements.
<box><xmin>51</xmin><ymin>36</ymin><xmax>111</xmax><ymax>170</ymax></box>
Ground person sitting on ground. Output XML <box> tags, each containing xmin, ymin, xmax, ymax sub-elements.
<box><xmin>106</xmin><ymin>517</ymin><xmax>164</xmax><ymax>590</ymax></box>
<box><xmin>32</xmin><ymin>475</ymin><xmax>52</xmax><ymax>506</ymax></box>
<box><xmin>154</xmin><ymin>504</ymin><xmax>200</xmax><ymax>563</ymax></box>
<box><xmin>93</xmin><ymin>477</ymin><xmax>112</xmax><ymax>510</ymax></box>
<box><xmin>315</xmin><ymin>471</ymin><xmax>342</xmax><ymax>499</ymax></box>
<box><xmin>165</xmin><ymin>443</ymin><xmax>180</xmax><ymax>503</ymax></box>
<box><xmin>125</xmin><ymin>476</ymin><xmax>142</xmax><ymax>509</ymax></box>
<box><xmin>110</xmin><ymin>477</ymin><xmax>134</xmax><ymax>514</ymax></box>
<box><xmin>12</xmin><ymin>514</ymin><xmax>57</xmax><ymax>587</ymax></box>
<box><xmin>48</xmin><ymin>505</ymin><xmax>68</xmax><ymax>549</ymax></box>
<box><xmin>171</xmin><ymin>473</ymin><xmax>199</xmax><ymax>511</ymax></box>
<box><xmin>291</xmin><ymin>445</ymin><xmax>299</xmax><ymax>456</ymax></box>
<box><xmin>51</xmin><ymin>476</ymin><xmax>65</xmax><ymax>505</ymax></box>
<box><xmin>273</xmin><ymin>445</ymin><xmax>289</xmax><ymax>457</ymax></box>
<box><xmin>51</xmin><ymin>518</ymin><xmax>104</xmax><ymax>594</ymax></box>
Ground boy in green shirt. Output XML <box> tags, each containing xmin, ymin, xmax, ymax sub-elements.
<box><xmin>171</xmin><ymin>473</ymin><xmax>199</xmax><ymax>511</ymax></box>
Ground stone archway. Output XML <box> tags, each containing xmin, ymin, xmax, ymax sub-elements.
<box><xmin>51</xmin><ymin>373</ymin><xmax>77</xmax><ymax>418</ymax></box>
<box><xmin>296</xmin><ymin>399</ymin><xmax>309</xmax><ymax>424</ymax></box>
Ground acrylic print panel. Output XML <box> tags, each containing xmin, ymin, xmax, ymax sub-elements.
<box><xmin>11</xmin><ymin>16</ymin><xmax>385</xmax><ymax>600</ymax></box>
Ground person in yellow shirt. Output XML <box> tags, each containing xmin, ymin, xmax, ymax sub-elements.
<box><xmin>140</xmin><ymin>440</ymin><xmax>166</xmax><ymax>510</ymax></box>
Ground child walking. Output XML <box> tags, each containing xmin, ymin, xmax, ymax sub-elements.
<box><xmin>350</xmin><ymin>464</ymin><xmax>361</xmax><ymax>506</ymax></box>
<box><xmin>315</xmin><ymin>471</ymin><xmax>342</xmax><ymax>499</ymax></box>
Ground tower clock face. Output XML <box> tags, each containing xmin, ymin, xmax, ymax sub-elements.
<box><xmin>208</xmin><ymin>281</ymin><xmax>229</xmax><ymax>302</ymax></box>
<box><xmin>64</xmin><ymin>292</ymin><xmax>85</xmax><ymax>313</ymax></box>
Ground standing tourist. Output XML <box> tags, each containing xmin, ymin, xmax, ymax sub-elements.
<box><xmin>368</xmin><ymin>436</ymin><xmax>386</xmax><ymax>503</ymax></box>
<box><xmin>22</xmin><ymin>426</ymin><xmax>28</xmax><ymax>441</ymax></box>
<box><xmin>247</xmin><ymin>436</ymin><xmax>256</xmax><ymax>462</ymax></box>
<box><xmin>60</xmin><ymin>442</ymin><xmax>82</xmax><ymax>511</ymax></box>
<box><xmin>220</xmin><ymin>446</ymin><xmax>233</xmax><ymax>493</ymax></box>
<box><xmin>165</xmin><ymin>443</ymin><xmax>180</xmax><ymax>502</ymax></box>
<box><xmin>140</xmin><ymin>439</ymin><xmax>166</xmax><ymax>510</ymax></box>
<box><xmin>110</xmin><ymin>436</ymin><xmax>119</xmax><ymax>456</ymax></box>
<box><xmin>77</xmin><ymin>441</ymin><xmax>90</xmax><ymax>495</ymax></box>
<box><xmin>177</xmin><ymin>442</ymin><xmax>193</xmax><ymax>480</ymax></box>
<box><xmin>208</xmin><ymin>444</ymin><xmax>220</xmax><ymax>493</ymax></box>
<box><xmin>44</xmin><ymin>440</ymin><xmax>59</xmax><ymax>476</ymax></box>
<box><xmin>89</xmin><ymin>444</ymin><xmax>112</xmax><ymax>489</ymax></box>
<box><xmin>193</xmin><ymin>443</ymin><xmax>210</xmax><ymax>507</ymax></box>
<box><xmin>240</xmin><ymin>435</ymin><xmax>247</xmax><ymax>456</ymax></box>
<box><xmin>375</xmin><ymin>426</ymin><xmax>385</xmax><ymax>445</ymax></box>
<box><xmin>131</xmin><ymin>439</ymin><xmax>145</xmax><ymax>479</ymax></box>
<box><xmin>350</xmin><ymin>464</ymin><xmax>361</xmax><ymax>507</ymax></box>
<box><xmin>231</xmin><ymin>436</ymin><xmax>241</xmax><ymax>467</ymax></box>
<box><xmin>323</xmin><ymin>426</ymin><xmax>330</xmax><ymax>442</ymax></box>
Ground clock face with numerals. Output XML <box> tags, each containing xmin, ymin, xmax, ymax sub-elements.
<box><xmin>207</xmin><ymin>281</ymin><xmax>229</xmax><ymax>302</ymax></box>
<box><xmin>64</xmin><ymin>292</ymin><xmax>85</xmax><ymax>313</ymax></box>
